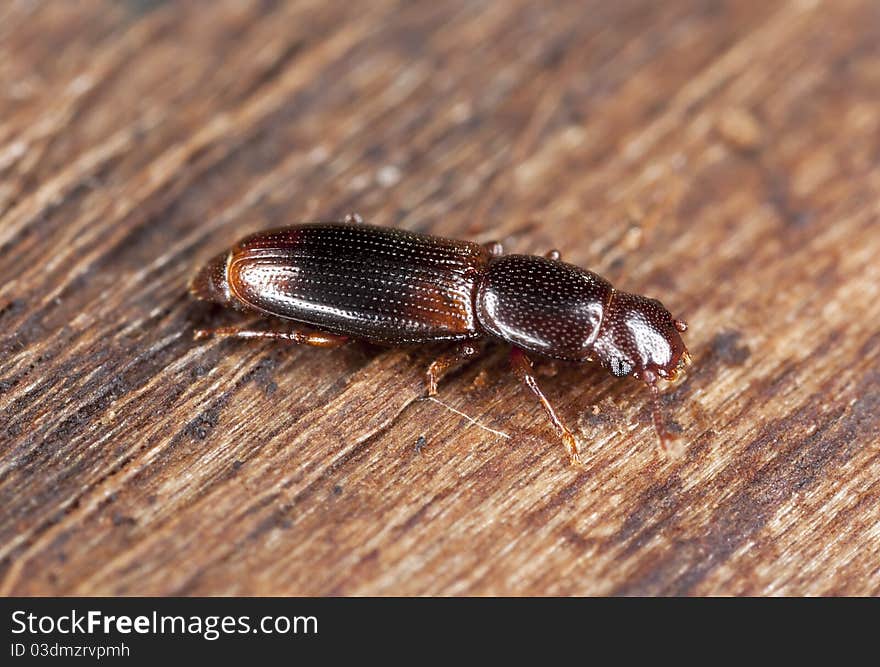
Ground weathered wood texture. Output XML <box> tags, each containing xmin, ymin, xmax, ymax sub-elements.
<box><xmin>1</xmin><ymin>0</ymin><xmax>879</xmax><ymax>596</ymax></box>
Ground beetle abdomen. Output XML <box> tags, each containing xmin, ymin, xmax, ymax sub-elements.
<box><xmin>475</xmin><ymin>255</ymin><xmax>612</xmax><ymax>362</ymax></box>
<box><xmin>226</xmin><ymin>223</ymin><xmax>489</xmax><ymax>344</ymax></box>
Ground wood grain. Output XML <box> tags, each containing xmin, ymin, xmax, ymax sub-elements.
<box><xmin>1</xmin><ymin>0</ymin><xmax>879</xmax><ymax>596</ymax></box>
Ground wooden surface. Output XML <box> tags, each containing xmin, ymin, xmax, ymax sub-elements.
<box><xmin>1</xmin><ymin>0</ymin><xmax>879</xmax><ymax>596</ymax></box>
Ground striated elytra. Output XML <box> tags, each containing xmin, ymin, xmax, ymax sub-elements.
<box><xmin>190</xmin><ymin>218</ymin><xmax>690</xmax><ymax>465</ymax></box>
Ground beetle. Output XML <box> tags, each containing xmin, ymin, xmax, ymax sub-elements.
<box><xmin>189</xmin><ymin>215</ymin><xmax>690</xmax><ymax>465</ymax></box>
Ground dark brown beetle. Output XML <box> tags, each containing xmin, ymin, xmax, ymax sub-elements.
<box><xmin>190</xmin><ymin>216</ymin><xmax>690</xmax><ymax>465</ymax></box>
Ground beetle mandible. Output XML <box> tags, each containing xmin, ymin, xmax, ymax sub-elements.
<box><xmin>189</xmin><ymin>216</ymin><xmax>690</xmax><ymax>465</ymax></box>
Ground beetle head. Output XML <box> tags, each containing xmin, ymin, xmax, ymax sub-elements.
<box><xmin>592</xmin><ymin>291</ymin><xmax>690</xmax><ymax>385</ymax></box>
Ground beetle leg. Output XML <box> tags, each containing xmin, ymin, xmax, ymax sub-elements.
<box><xmin>648</xmin><ymin>383</ymin><xmax>671</xmax><ymax>447</ymax></box>
<box><xmin>425</xmin><ymin>343</ymin><xmax>480</xmax><ymax>396</ymax></box>
<box><xmin>640</xmin><ymin>369</ymin><xmax>684</xmax><ymax>457</ymax></box>
<box><xmin>343</xmin><ymin>212</ymin><xmax>364</xmax><ymax>224</ymax></box>
<box><xmin>483</xmin><ymin>241</ymin><xmax>504</xmax><ymax>257</ymax></box>
<box><xmin>647</xmin><ymin>380</ymin><xmax>684</xmax><ymax>456</ymax></box>
<box><xmin>194</xmin><ymin>326</ymin><xmax>349</xmax><ymax>348</ymax></box>
<box><xmin>509</xmin><ymin>348</ymin><xmax>582</xmax><ymax>466</ymax></box>
<box><xmin>544</xmin><ymin>249</ymin><xmax>561</xmax><ymax>261</ymax></box>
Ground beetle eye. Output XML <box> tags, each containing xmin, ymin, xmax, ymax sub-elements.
<box><xmin>611</xmin><ymin>357</ymin><xmax>633</xmax><ymax>377</ymax></box>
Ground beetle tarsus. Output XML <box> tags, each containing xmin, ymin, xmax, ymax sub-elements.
<box><xmin>647</xmin><ymin>381</ymin><xmax>683</xmax><ymax>458</ymax></box>
<box><xmin>562</xmin><ymin>431</ymin><xmax>583</xmax><ymax>466</ymax></box>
